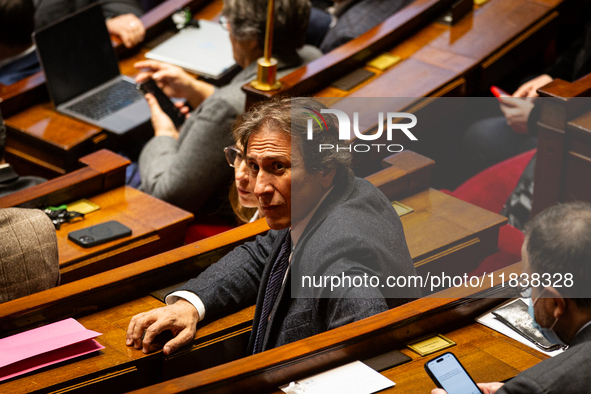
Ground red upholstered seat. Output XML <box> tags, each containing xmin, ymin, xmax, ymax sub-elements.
<box><xmin>441</xmin><ymin>149</ymin><xmax>536</xmax><ymax>276</ymax></box>
<box><xmin>184</xmin><ymin>216</ymin><xmax>236</xmax><ymax>244</ymax></box>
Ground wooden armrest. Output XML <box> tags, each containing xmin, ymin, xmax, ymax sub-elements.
<box><xmin>0</xmin><ymin>149</ymin><xmax>129</xmax><ymax>209</ymax></box>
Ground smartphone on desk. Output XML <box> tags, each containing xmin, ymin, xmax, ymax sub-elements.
<box><xmin>425</xmin><ymin>352</ymin><xmax>482</xmax><ymax>394</ymax></box>
<box><xmin>68</xmin><ymin>220</ymin><xmax>132</xmax><ymax>248</ymax></box>
<box><xmin>137</xmin><ymin>78</ymin><xmax>186</xmax><ymax>129</ymax></box>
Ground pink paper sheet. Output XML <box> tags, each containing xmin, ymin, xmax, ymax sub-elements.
<box><xmin>0</xmin><ymin>318</ymin><xmax>104</xmax><ymax>382</ymax></box>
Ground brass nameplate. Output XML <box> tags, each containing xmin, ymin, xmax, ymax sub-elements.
<box><xmin>391</xmin><ymin>201</ymin><xmax>414</xmax><ymax>217</ymax></box>
<box><xmin>406</xmin><ymin>334</ymin><xmax>456</xmax><ymax>356</ymax></box>
<box><xmin>367</xmin><ymin>54</ymin><xmax>401</xmax><ymax>71</ymax></box>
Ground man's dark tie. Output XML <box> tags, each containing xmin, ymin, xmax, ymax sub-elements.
<box><xmin>252</xmin><ymin>231</ymin><xmax>292</xmax><ymax>354</ymax></box>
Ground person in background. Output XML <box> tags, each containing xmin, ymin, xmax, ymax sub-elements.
<box><xmin>433</xmin><ymin>202</ymin><xmax>591</xmax><ymax>394</ymax></box>
<box><xmin>306</xmin><ymin>0</ymin><xmax>415</xmax><ymax>53</ymax></box>
<box><xmin>134</xmin><ymin>0</ymin><xmax>321</xmax><ymax>215</ymax></box>
<box><xmin>34</xmin><ymin>0</ymin><xmax>145</xmax><ymax>48</ymax></box>
<box><xmin>0</xmin><ymin>108</ymin><xmax>45</xmax><ymax>198</ymax></box>
<box><xmin>0</xmin><ymin>0</ymin><xmax>39</xmax><ymax>85</ymax></box>
<box><xmin>0</xmin><ymin>207</ymin><xmax>60</xmax><ymax>303</ymax></box>
<box><xmin>225</xmin><ymin>140</ymin><xmax>262</xmax><ymax>224</ymax></box>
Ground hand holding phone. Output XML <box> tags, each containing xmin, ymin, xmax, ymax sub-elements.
<box><xmin>490</xmin><ymin>86</ymin><xmax>510</xmax><ymax>102</ymax></box>
<box><xmin>137</xmin><ymin>78</ymin><xmax>186</xmax><ymax>129</ymax></box>
<box><xmin>425</xmin><ymin>352</ymin><xmax>482</xmax><ymax>394</ymax></box>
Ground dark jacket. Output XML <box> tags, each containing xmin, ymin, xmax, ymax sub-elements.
<box><xmin>497</xmin><ymin>323</ymin><xmax>591</xmax><ymax>394</ymax></box>
<box><xmin>174</xmin><ymin>173</ymin><xmax>420</xmax><ymax>353</ymax></box>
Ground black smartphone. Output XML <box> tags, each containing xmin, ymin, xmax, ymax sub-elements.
<box><xmin>137</xmin><ymin>78</ymin><xmax>186</xmax><ymax>129</ymax></box>
<box><xmin>424</xmin><ymin>352</ymin><xmax>482</xmax><ymax>394</ymax></box>
<box><xmin>68</xmin><ymin>221</ymin><xmax>132</xmax><ymax>248</ymax></box>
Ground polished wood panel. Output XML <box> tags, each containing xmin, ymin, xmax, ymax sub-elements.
<box><xmin>0</xmin><ymin>149</ymin><xmax>128</xmax><ymax>209</ymax></box>
<box><xmin>532</xmin><ymin>73</ymin><xmax>591</xmax><ymax>216</ymax></box>
<box><xmin>242</xmin><ymin>0</ymin><xmax>456</xmax><ymax>107</ymax></box>
<box><xmin>56</xmin><ymin>185</ymin><xmax>194</xmax><ymax>283</ymax></box>
<box><xmin>0</xmin><ymin>149</ymin><xmax>194</xmax><ymax>283</ymax></box>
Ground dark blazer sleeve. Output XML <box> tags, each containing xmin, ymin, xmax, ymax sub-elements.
<box><xmin>35</xmin><ymin>0</ymin><xmax>143</xmax><ymax>30</ymax></box>
<box><xmin>496</xmin><ymin>377</ymin><xmax>544</xmax><ymax>394</ymax></box>
<box><xmin>173</xmin><ymin>230</ymin><xmax>281</xmax><ymax>323</ymax></box>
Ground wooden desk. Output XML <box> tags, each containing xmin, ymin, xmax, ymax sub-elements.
<box><xmin>56</xmin><ymin>185</ymin><xmax>194</xmax><ymax>283</ymax></box>
<box><xmin>2</xmin><ymin>0</ymin><xmax>223</xmax><ymax>178</ymax></box>
<box><xmin>128</xmin><ymin>263</ymin><xmax>541</xmax><ymax>394</ymax></box>
<box><xmin>244</xmin><ymin>0</ymin><xmax>564</xmax><ymax>105</ymax></box>
<box><xmin>532</xmin><ymin>73</ymin><xmax>591</xmax><ymax>217</ymax></box>
<box><xmin>0</xmin><ymin>149</ymin><xmax>194</xmax><ymax>283</ymax></box>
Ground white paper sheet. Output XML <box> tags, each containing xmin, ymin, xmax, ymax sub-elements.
<box><xmin>476</xmin><ymin>298</ymin><xmax>564</xmax><ymax>357</ymax></box>
<box><xmin>280</xmin><ymin>360</ymin><xmax>394</xmax><ymax>394</ymax></box>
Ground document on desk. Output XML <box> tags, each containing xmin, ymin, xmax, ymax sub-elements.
<box><xmin>279</xmin><ymin>360</ymin><xmax>395</xmax><ymax>394</ymax></box>
<box><xmin>0</xmin><ymin>318</ymin><xmax>104</xmax><ymax>382</ymax></box>
<box><xmin>145</xmin><ymin>20</ymin><xmax>236</xmax><ymax>79</ymax></box>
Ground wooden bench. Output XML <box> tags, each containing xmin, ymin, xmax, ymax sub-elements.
<box><xmin>0</xmin><ymin>150</ymin><xmax>194</xmax><ymax>283</ymax></box>
<box><xmin>532</xmin><ymin>73</ymin><xmax>591</xmax><ymax>217</ymax></box>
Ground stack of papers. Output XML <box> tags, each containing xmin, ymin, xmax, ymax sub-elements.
<box><xmin>0</xmin><ymin>318</ymin><xmax>104</xmax><ymax>382</ymax></box>
<box><xmin>280</xmin><ymin>360</ymin><xmax>395</xmax><ymax>394</ymax></box>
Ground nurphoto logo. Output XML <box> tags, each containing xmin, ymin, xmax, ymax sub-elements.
<box><xmin>304</xmin><ymin>107</ymin><xmax>418</xmax><ymax>153</ymax></box>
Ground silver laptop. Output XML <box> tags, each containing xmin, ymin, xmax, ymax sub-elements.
<box><xmin>33</xmin><ymin>4</ymin><xmax>150</xmax><ymax>134</ymax></box>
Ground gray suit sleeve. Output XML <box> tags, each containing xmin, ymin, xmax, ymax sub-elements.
<box><xmin>138</xmin><ymin>97</ymin><xmax>236</xmax><ymax>213</ymax></box>
<box><xmin>174</xmin><ymin>231</ymin><xmax>280</xmax><ymax>322</ymax></box>
<box><xmin>496</xmin><ymin>376</ymin><xmax>544</xmax><ymax>394</ymax></box>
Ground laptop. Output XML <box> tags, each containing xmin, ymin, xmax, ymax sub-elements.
<box><xmin>33</xmin><ymin>4</ymin><xmax>150</xmax><ymax>134</ymax></box>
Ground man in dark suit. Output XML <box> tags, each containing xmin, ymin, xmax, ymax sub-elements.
<box><xmin>126</xmin><ymin>98</ymin><xmax>420</xmax><ymax>355</ymax></box>
<box><xmin>433</xmin><ymin>202</ymin><xmax>591</xmax><ymax>394</ymax></box>
<box><xmin>307</xmin><ymin>0</ymin><xmax>416</xmax><ymax>53</ymax></box>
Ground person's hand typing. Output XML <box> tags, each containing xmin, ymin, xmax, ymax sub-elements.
<box><xmin>126</xmin><ymin>298</ymin><xmax>199</xmax><ymax>355</ymax></box>
<box><xmin>106</xmin><ymin>14</ymin><xmax>145</xmax><ymax>48</ymax></box>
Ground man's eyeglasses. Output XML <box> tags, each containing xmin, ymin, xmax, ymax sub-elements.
<box><xmin>224</xmin><ymin>146</ymin><xmax>244</xmax><ymax>167</ymax></box>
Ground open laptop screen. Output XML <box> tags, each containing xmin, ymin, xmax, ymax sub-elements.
<box><xmin>33</xmin><ymin>4</ymin><xmax>120</xmax><ymax>106</ymax></box>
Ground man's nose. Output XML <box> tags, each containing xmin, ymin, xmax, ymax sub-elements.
<box><xmin>253</xmin><ymin>171</ymin><xmax>274</xmax><ymax>197</ymax></box>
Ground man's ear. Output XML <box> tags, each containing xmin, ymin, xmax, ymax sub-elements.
<box><xmin>545</xmin><ymin>286</ymin><xmax>566</xmax><ymax>320</ymax></box>
<box><xmin>320</xmin><ymin>168</ymin><xmax>336</xmax><ymax>189</ymax></box>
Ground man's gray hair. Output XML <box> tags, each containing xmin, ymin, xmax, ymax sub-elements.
<box><xmin>233</xmin><ymin>98</ymin><xmax>351</xmax><ymax>181</ymax></box>
<box><xmin>222</xmin><ymin>0</ymin><xmax>310</xmax><ymax>56</ymax></box>
<box><xmin>525</xmin><ymin>201</ymin><xmax>591</xmax><ymax>305</ymax></box>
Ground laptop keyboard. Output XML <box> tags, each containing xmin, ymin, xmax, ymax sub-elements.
<box><xmin>65</xmin><ymin>79</ymin><xmax>142</xmax><ymax>121</ymax></box>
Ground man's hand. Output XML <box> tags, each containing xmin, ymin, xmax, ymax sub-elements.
<box><xmin>134</xmin><ymin>60</ymin><xmax>216</xmax><ymax>108</ymax></box>
<box><xmin>145</xmin><ymin>93</ymin><xmax>180</xmax><ymax>139</ymax></box>
<box><xmin>499</xmin><ymin>96</ymin><xmax>535</xmax><ymax>134</ymax></box>
<box><xmin>431</xmin><ymin>382</ymin><xmax>504</xmax><ymax>394</ymax></box>
<box><xmin>106</xmin><ymin>14</ymin><xmax>145</xmax><ymax>48</ymax></box>
<box><xmin>513</xmin><ymin>74</ymin><xmax>553</xmax><ymax>98</ymax></box>
<box><xmin>126</xmin><ymin>299</ymin><xmax>199</xmax><ymax>355</ymax></box>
